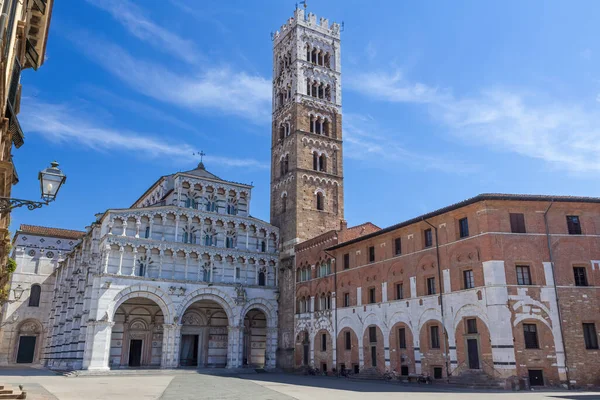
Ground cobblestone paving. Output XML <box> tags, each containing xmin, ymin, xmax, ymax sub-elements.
<box><xmin>159</xmin><ymin>374</ymin><xmax>294</xmax><ymax>400</ymax></box>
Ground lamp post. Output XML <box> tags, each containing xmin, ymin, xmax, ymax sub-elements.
<box><xmin>0</xmin><ymin>284</ymin><xmax>25</xmax><ymax>307</ymax></box>
<box><xmin>0</xmin><ymin>161</ymin><xmax>66</xmax><ymax>213</ymax></box>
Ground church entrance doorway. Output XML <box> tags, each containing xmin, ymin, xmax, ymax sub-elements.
<box><xmin>16</xmin><ymin>336</ymin><xmax>36</xmax><ymax>363</ymax></box>
<box><xmin>128</xmin><ymin>340</ymin><xmax>143</xmax><ymax>367</ymax></box>
<box><xmin>112</xmin><ymin>297</ymin><xmax>164</xmax><ymax>368</ymax></box>
<box><xmin>180</xmin><ymin>335</ymin><xmax>199</xmax><ymax>367</ymax></box>
<box><xmin>180</xmin><ymin>299</ymin><xmax>229</xmax><ymax>368</ymax></box>
<box><xmin>243</xmin><ymin>308</ymin><xmax>267</xmax><ymax>367</ymax></box>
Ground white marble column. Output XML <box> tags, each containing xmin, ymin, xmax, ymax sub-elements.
<box><xmin>103</xmin><ymin>245</ymin><xmax>110</xmax><ymax>274</ymax></box>
<box><xmin>161</xmin><ymin>323</ymin><xmax>181</xmax><ymax>368</ymax></box>
<box><xmin>227</xmin><ymin>326</ymin><xmax>243</xmax><ymax>368</ymax></box>
<box><xmin>184</xmin><ymin>253</ymin><xmax>189</xmax><ymax>280</ymax></box>
<box><xmin>130</xmin><ymin>248</ymin><xmax>138</xmax><ymax>276</ymax></box>
<box><xmin>117</xmin><ymin>247</ymin><xmax>124</xmax><ymax>275</ymax></box>
<box><xmin>158</xmin><ymin>250</ymin><xmax>164</xmax><ymax>279</ymax></box>
<box><xmin>82</xmin><ymin>321</ymin><xmax>114</xmax><ymax>371</ymax></box>
<box><xmin>266</xmin><ymin>327</ymin><xmax>278</xmax><ymax>369</ymax></box>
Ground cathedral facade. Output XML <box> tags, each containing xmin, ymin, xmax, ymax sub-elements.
<box><xmin>39</xmin><ymin>163</ymin><xmax>280</xmax><ymax>370</ymax></box>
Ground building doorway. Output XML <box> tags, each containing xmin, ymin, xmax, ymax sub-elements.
<box><xmin>467</xmin><ymin>338</ymin><xmax>480</xmax><ymax>369</ymax></box>
<box><xmin>128</xmin><ymin>339</ymin><xmax>143</xmax><ymax>367</ymax></box>
<box><xmin>180</xmin><ymin>335</ymin><xmax>199</xmax><ymax>367</ymax></box>
<box><xmin>16</xmin><ymin>336</ymin><xmax>36</xmax><ymax>363</ymax></box>
<box><xmin>528</xmin><ymin>370</ymin><xmax>544</xmax><ymax>386</ymax></box>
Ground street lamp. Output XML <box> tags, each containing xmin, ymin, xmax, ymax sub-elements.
<box><xmin>0</xmin><ymin>161</ymin><xmax>66</xmax><ymax>213</ymax></box>
<box><xmin>0</xmin><ymin>284</ymin><xmax>25</xmax><ymax>306</ymax></box>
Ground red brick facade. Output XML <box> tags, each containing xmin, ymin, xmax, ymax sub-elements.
<box><xmin>293</xmin><ymin>195</ymin><xmax>600</xmax><ymax>388</ymax></box>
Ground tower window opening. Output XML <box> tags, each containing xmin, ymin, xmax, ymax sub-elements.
<box><xmin>282</xmin><ymin>193</ymin><xmax>287</xmax><ymax>212</ymax></box>
<box><xmin>310</xmin><ymin>115</ymin><xmax>315</xmax><ymax>133</ymax></box>
<box><xmin>318</xmin><ymin>84</ymin><xmax>324</xmax><ymax>99</ymax></box>
<box><xmin>325</xmin><ymin>53</ymin><xmax>331</xmax><ymax>68</ymax></box>
<box><xmin>316</xmin><ymin>192</ymin><xmax>324</xmax><ymax>211</ymax></box>
<box><xmin>312</xmin><ymin>48</ymin><xmax>317</xmax><ymax>64</ymax></box>
<box><xmin>284</xmin><ymin>154</ymin><xmax>289</xmax><ymax>174</ymax></box>
<box><xmin>323</xmin><ymin>119</ymin><xmax>329</xmax><ymax>135</ymax></box>
<box><xmin>312</xmin><ymin>82</ymin><xmax>318</xmax><ymax>97</ymax></box>
<box><xmin>279</xmin><ymin>125</ymin><xmax>285</xmax><ymax>141</ymax></box>
<box><xmin>325</xmin><ymin>85</ymin><xmax>331</xmax><ymax>101</ymax></box>
<box><xmin>319</xmin><ymin>154</ymin><xmax>327</xmax><ymax>172</ymax></box>
<box><xmin>313</xmin><ymin>152</ymin><xmax>318</xmax><ymax>171</ymax></box>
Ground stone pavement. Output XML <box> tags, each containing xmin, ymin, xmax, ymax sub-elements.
<box><xmin>1</xmin><ymin>367</ymin><xmax>600</xmax><ymax>400</ymax></box>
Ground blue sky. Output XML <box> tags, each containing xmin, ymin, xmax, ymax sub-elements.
<box><xmin>12</xmin><ymin>0</ymin><xmax>600</xmax><ymax>233</ymax></box>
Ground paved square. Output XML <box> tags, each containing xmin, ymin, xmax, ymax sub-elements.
<box><xmin>1</xmin><ymin>368</ymin><xmax>599</xmax><ymax>400</ymax></box>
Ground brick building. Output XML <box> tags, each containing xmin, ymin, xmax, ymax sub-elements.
<box><xmin>293</xmin><ymin>194</ymin><xmax>600</xmax><ymax>388</ymax></box>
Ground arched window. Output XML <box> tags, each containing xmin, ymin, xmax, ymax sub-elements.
<box><xmin>258</xmin><ymin>271</ymin><xmax>266</xmax><ymax>286</ymax></box>
<box><xmin>325</xmin><ymin>53</ymin><xmax>331</xmax><ymax>68</ymax></box>
<box><xmin>326</xmin><ymin>293</ymin><xmax>331</xmax><ymax>309</ymax></box>
<box><xmin>144</xmin><ymin>226</ymin><xmax>150</xmax><ymax>239</ymax></box>
<box><xmin>226</xmin><ymin>236</ymin><xmax>235</xmax><ymax>249</ymax></box>
<box><xmin>297</xmin><ymin>268</ymin><xmax>302</xmax><ymax>282</ymax></box>
<box><xmin>323</xmin><ymin>119</ymin><xmax>329</xmax><ymax>136</ymax></box>
<box><xmin>205</xmin><ymin>196</ymin><xmax>217</xmax><ymax>212</ymax></box>
<box><xmin>261</xmin><ymin>240</ymin><xmax>266</xmax><ymax>252</ymax></box>
<box><xmin>279</xmin><ymin>125</ymin><xmax>285</xmax><ymax>141</ymax></box>
<box><xmin>319</xmin><ymin>154</ymin><xmax>327</xmax><ymax>172</ymax></box>
<box><xmin>202</xmin><ymin>265</ymin><xmax>210</xmax><ymax>282</ymax></box>
<box><xmin>325</xmin><ymin>85</ymin><xmax>331</xmax><ymax>101</ymax></box>
<box><xmin>183</xmin><ymin>232</ymin><xmax>189</xmax><ymax>243</ymax></box>
<box><xmin>313</xmin><ymin>152</ymin><xmax>318</xmax><ymax>171</ymax></box>
<box><xmin>204</xmin><ymin>233</ymin><xmax>214</xmax><ymax>246</ymax></box>
<box><xmin>316</xmin><ymin>192</ymin><xmax>324</xmax><ymax>211</ymax></box>
<box><xmin>282</xmin><ymin>193</ymin><xmax>287</xmax><ymax>212</ymax></box>
<box><xmin>29</xmin><ymin>284</ymin><xmax>41</xmax><ymax>307</ymax></box>
<box><xmin>284</xmin><ymin>154</ymin><xmax>289</xmax><ymax>174</ymax></box>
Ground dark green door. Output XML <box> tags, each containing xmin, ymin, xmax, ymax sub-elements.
<box><xmin>16</xmin><ymin>336</ymin><xmax>36</xmax><ymax>363</ymax></box>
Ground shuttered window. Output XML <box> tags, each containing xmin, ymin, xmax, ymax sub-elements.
<box><xmin>523</xmin><ymin>324</ymin><xmax>539</xmax><ymax>349</ymax></box>
<box><xmin>398</xmin><ymin>328</ymin><xmax>406</xmax><ymax>349</ymax></box>
<box><xmin>573</xmin><ymin>267</ymin><xmax>588</xmax><ymax>287</ymax></box>
<box><xmin>394</xmin><ymin>238</ymin><xmax>402</xmax><ymax>255</ymax></box>
<box><xmin>510</xmin><ymin>213</ymin><xmax>526</xmax><ymax>233</ymax></box>
<box><xmin>567</xmin><ymin>215</ymin><xmax>582</xmax><ymax>235</ymax></box>
<box><xmin>583</xmin><ymin>323</ymin><xmax>598</xmax><ymax>350</ymax></box>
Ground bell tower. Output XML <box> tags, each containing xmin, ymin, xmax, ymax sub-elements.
<box><xmin>270</xmin><ymin>6</ymin><xmax>344</xmax><ymax>367</ymax></box>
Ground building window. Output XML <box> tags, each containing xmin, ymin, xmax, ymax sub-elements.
<box><xmin>430</xmin><ymin>325</ymin><xmax>440</xmax><ymax>349</ymax></box>
<box><xmin>398</xmin><ymin>328</ymin><xmax>406</xmax><ymax>349</ymax></box>
<box><xmin>463</xmin><ymin>270</ymin><xmax>475</xmax><ymax>289</ymax></box>
<box><xmin>466</xmin><ymin>318</ymin><xmax>478</xmax><ymax>334</ymax></box>
<box><xmin>144</xmin><ymin>226</ymin><xmax>150</xmax><ymax>238</ymax></box>
<box><xmin>235</xmin><ymin>267</ymin><xmax>241</xmax><ymax>279</ymax></box>
<box><xmin>282</xmin><ymin>194</ymin><xmax>287</xmax><ymax>213</ymax></box>
<box><xmin>258</xmin><ymin>271</ymin><xmax>266</xmax><ymax>286</ymax></box>
<box><xmin>459</xmin><ymin>217</ymin><xmax>469</xmax><ymax>238</ymax></box>
<box><xmin>516</xmin><ymin>265</ymin><xmax>532</xmax><ymax>285</ymax></box>
<box><xmin>427</xmin><ymin>277</ymin><xmax>436</xmax><ymax>295</ymax></box>
<box><xmin>523</xmin><ymin>324</ymin><xmax>539</xmax><ymax>349</ymax></box>
<box><xmin>316</xmin><ymin>192</ymin><xmax>324</xmax><ymax>211</ymax></box>
<box><xmin>394</xmin><ymin>238</ymin><xmax>401</xmax><ymax>255</ymax></box>
<box><xmin>573</xmin><ymin>267</ymin><xmax>588</xmax><ymax>287</ymax></box>
<box><xmin>566</xmin><ymin>215</ymin><xmax>582</xmax><ymax>235</ymax></box>
<box><xmin>369</xmin><ymin>326</ymin><xmax>377</xmax><ymax>343</ymax></box>
<box><xmin>345</xmin><ymin>331</ymin><xmax>351</xmax><ymax>350</ymax></box>
<box><xmin>396</xmin><ymin>283</ymin><xmax>403</xmax><ymax>300</ymax></box>
<box><xmin>368</xmin><ymin>287</ymin><xmax>376</xmax><ymax>304</ymax></box>
<box><xmin>343</xmin><ymin>253</ymin><xmax>350</xmax><ymax>270</ymax></box>
<box><xmin>368</xmin><ymin>246</ymin><xmax>375</xmax><ymax>263</ymax></box>
<box><xmin>510</xmin><ymin>213</ymin><xmax>526</xmax><ymax>233</ymax></box>
<box><xmin>321</xmin><ymin>333</ymin><xmax>327</xmax><ymax>351</ymax></box>
<box><xmin>28</xmin><ymin>284</ymin><xmax>41</xmax><ymax>307</ymax></box>
<box><xmin>424</xmin><ymin>228</ymin><xmax>433</xmax><ymax>248</ymax></box>
<box><xmin>344</xmin><ymin>292</ymin><xmax>350</xmax><ymax>307</ymax></box>
<box><xmin>583</xmin><ymin>323</ymin><xmax>599</xmax><ymax>350</ymax></box>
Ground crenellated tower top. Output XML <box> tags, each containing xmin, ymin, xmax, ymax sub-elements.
<box><xmin>273</xmin><ymin>8</ymin><xmax>341</xmax><ymax>45</ymax></box>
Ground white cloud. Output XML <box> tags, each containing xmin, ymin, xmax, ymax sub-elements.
<box><xmin>72</xmin><ymin>34</ymin><xmax>271</xmax><ymax>123</ymax></box>
<box><xmin>349</xmin><ymin>69</ymin><xmax>600</xmax><ymax>173</ymax></box>
<box><xmin>19</xmin><ymin>98</ymin><xmax>268</xmax><ymax>169</ymax></box>
<box><xmin>86</xmin><ymin>0</ymin><xmax>202</xmax><ymax>64</ymax></box>
<box><xmin>343</xmin><ymin>113</ymin><xmax>475</xmax><ymax>173</ymax></box>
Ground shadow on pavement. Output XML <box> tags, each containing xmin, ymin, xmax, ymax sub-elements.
<box><xmin>0</xmin><ymin>366</ymin><xmax>60</xmax><ymax>377</ymax></box>
<box><xmin>240</xmin><ymin>374</ymin><xmax>600</xmax><ymax>396</ymax></box>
